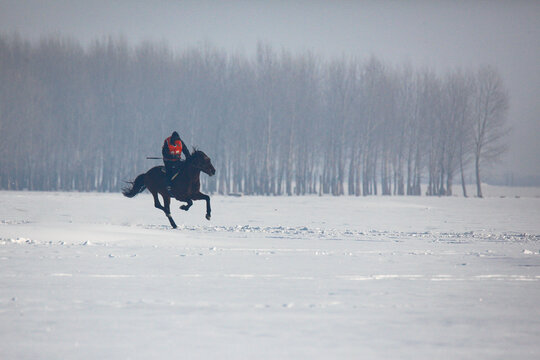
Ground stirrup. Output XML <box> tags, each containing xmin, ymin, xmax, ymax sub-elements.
<box><xmin>166</xmin><ymin>185</ymin><xmax>174</xmax><ymax>197</ymax></box>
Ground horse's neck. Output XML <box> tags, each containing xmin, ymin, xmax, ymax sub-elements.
<box><xmin>185</xmin><ymin>163</ymin><xmax>201</xmax><ymax>178</ymax></box>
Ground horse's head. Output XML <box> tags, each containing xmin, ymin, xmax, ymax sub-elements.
<box><xmin>190</xmin><ymin>150</ymin><xmax>216</xmax><ymax>176</ymax></box>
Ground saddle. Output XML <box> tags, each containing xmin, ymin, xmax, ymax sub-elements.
<box><xmin>161</xmin><ymin>165</ymin><xmax>181</xmax><ymax>180</ymax></box>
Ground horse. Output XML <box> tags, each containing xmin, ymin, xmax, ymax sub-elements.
<box><xmin>122</xmin><ymin>149</ymin><xmax>216</xmax><ymax>229</ymax></box>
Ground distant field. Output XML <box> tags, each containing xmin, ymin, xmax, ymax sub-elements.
<box><xmin>460</xmin><ymin>184</ymin><xmax>540</xmax><ymax>198</ymax></box>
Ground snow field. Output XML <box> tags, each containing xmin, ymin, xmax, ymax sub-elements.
<box><xmin>1</xmin><ymin>190</ymin><xmax>540</xmax><ymax>359</ymax></box>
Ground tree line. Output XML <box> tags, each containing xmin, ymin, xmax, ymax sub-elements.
<box><xmin>0</xmin><ymin>36</ymin><xmax>509</xmax><ymax>197</ymax></box>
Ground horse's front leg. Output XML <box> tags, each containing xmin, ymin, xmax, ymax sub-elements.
<box><xmin>192</xmin><ymin>192</ymin><xmax>211</xmax><ymax>220</ymax></box>
<box><xmin>180</xmin><ymin>199</ymin><xmax>193</xmax><ymax>211</ymax></box>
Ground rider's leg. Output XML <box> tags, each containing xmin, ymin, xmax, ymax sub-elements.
<box><xmin>164</xmin><ymin>161</ymin><xmax>175</xmax><ymax>196</ymax></box>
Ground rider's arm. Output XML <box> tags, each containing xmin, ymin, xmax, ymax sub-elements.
<box><xmin>181</xmin><ymin>140</ymin><xmax>191</xmax><ymax>158</ymax></box>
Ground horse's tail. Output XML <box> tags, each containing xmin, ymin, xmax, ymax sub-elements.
<box><xmin>122</xmin><ymin>173</ymin><xmax>146</xmax><ymax>198</ymax></box>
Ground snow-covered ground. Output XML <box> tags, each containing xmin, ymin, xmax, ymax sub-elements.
<box><xmin>1</xmin><ymin>189</ymin><xmax>540</xmax><ymax>359</ymax></box>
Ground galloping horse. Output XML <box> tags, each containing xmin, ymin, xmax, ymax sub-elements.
<box><xmin>122</xmin><ymin>150</ymin><xmax>216</xmax><ymax>228</ymax></box>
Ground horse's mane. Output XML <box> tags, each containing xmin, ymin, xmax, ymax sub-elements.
<box><xmin>189</xmin><ymin>147</ymin><xmax>204</xmax><ymax>159</ymax></box>
<box><xmin>180</xmin><ymin>147</ymin><xmax>200</xmax><ymax>167</ymax></box>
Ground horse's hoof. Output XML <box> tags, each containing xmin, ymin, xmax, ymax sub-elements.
<box><xmin>206</xmin><ymin>214</ymin><xmax>211</xmax><ymax>220</ymax></box>
<box><xmin>180</xmin><ymin>205</ymin><xmax>188</xmax><ymax>211</ymax></box>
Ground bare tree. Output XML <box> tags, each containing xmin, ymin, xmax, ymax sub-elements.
<box><xmin>471</xmin><ymin>66</ymin><xmax>509</xmax><ymax>198</ymax></box>
<box><xmin>0</xmin><ymin>36</ymin><xmax>510</xmax><ymax>198</ymax></box>
<box><xmin>441</xmin><ymin>70</ymin><xmax>473</xmax><ymax>196</ymax></box>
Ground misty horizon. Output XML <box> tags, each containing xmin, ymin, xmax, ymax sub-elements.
<box><xmin>1</xmin><ymin>0</ymin><xmax>539</xmax><ymax>180</ymax></box>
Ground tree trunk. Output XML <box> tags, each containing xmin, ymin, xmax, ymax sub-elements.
<box><xmin>460</xmin><ymin>154</ymin><xmax>468</xmax><ymax>198</ymax></box>
<box><xmin>475</xmin><ymin>153</ymin><xmax>483</xmax><ymax>198</ymax></box>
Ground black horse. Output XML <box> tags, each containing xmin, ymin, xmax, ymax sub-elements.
<box><xmin>122</xmin><ymin>150</ymin><xmax>216</xmax><ymax>228</ymax></box>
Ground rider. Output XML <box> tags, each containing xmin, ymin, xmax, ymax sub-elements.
<box><xmin>162</xmin><ymin>131</ymin><xmax>191</xmax><ymax>196</ymax></box>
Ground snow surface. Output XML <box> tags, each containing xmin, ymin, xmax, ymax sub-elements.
<box><xmin>1</xmin><ymin>190</ymin><xmax>540</xmax><ymax>359</ymax></box>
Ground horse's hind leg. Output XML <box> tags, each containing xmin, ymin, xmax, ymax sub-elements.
<box><xmin>152</xmin><ymin>191</ymin><xmax>177</xmax><ymax>229</ymax></box>
<box><xmin>162</xmin><ymin>194</ymin><xmax>177</xmax><ymax>228</ymax></box>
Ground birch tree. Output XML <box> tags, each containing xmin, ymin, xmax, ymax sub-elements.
<box><xmin>471</xmin><ymin>66</ymin><xmax>509</xmax><ymax>198</ymax></box>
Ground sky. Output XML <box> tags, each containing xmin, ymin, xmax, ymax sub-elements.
<box><xmin>1</xmin><ymin>0</ymin><xmax>539</xmax><ymax>180</ymax></box>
